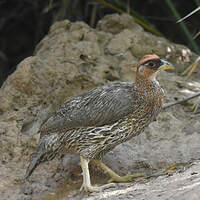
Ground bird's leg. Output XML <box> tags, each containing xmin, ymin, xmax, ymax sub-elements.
<box><xmin>92</xmin><ymin>159</ymin><xmax>145</xmax><ymax>183</ymax></box>
<box><xmin>80</xmin><ymin>156</ymin><xmax>115</xmax><ymax>192</ymax></box>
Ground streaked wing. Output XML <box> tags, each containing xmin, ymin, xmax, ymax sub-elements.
<box><xmin>40</xmin><ymin>82</ymin><xmax>144</xmax><ymax>135</ymax></box>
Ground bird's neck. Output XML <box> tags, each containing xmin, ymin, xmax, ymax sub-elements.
<box><xmin>135</xmin><ymin>74</ymin><xmax>163</xmax><ymax>96</ymax></box>
<box><xmin>135</xmin><ymin>74</ymin><xmax>164</xmax><ymax>114</ymax></box>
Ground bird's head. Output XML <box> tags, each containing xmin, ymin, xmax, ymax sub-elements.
<box><xmin>136</xmin><ymin>54</ymin><xmax>174</xmax><ymax>81</ymax></box>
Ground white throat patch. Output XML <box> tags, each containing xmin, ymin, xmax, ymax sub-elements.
<box><xmin>149</xmin><ymin>70</ymin><xmax>159</xmax><ymax>81</ymax></box>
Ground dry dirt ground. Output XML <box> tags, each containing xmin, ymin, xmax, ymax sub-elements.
<box><xmin>0</xmin><ymin>14</ymin><xmax>200</xmax><ymax>200</ymax></box>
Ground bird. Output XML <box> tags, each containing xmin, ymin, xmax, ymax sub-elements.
<box><xmin>25</xmin><ymin>54</ymin><xmax>174</xmax><ymax>192</ymax></box>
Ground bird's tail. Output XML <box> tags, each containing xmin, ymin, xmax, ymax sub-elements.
<box><xmin>25</xmin><ymin>140</ymin><xmax>46</xmax><ymax>179</ymax></box>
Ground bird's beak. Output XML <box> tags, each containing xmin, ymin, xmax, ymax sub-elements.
<box><xmin>159</xmin><ymin>59</ymin><xmax>174</xmax><ymax>71</ymax></box>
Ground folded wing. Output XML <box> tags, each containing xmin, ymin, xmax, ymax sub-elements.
<box><xmin>40</xmin><ymin>82</ymin><xmax>144</xmax><ymax>135</ymax></box>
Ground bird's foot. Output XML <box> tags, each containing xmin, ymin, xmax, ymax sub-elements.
<box><xmin>80</xmin><ymin>182</ymin><xmax>115</xmax><ymax>192</ymax></box>
<box><xmin>108</xmin><ymin>172</ymin><xmax>146</xmax><ymax>183</ymax></box>
<box><xmin>131</xmin><ymin>163</ymin><xmax>180</xmax><ymax>180</ymax></box>
<box><xmin>92</xmin><ymin>159</ymin><xmax>145</xmax><ymax>183</ymax></box>
<box><xmin>80</xmin><ymin>156</ymin><xmax>115</xmax><ymax>193</ymax></box>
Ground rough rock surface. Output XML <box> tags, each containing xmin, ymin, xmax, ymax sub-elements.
<box><xmin>0</xmin><ymin>14</ymin><xmax>200</xmax><ymax>200</ymax></box>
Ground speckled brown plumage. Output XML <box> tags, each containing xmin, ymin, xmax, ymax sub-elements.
<box><xmin>25</xmin><ymin>54</ymin><xmax>173</xmax><ymax>192</ymax></box>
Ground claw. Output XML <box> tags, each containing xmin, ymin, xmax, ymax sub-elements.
<box><xmin>80</xmin><ymin>182</ymin><xmax>115</xmax><ymax>193</ymax></box>
<box><xmin>191</xmin><ymin>103</ymin><xmax>199</xmax><ymax>114</ymax></box>
<box><xmin>165</xmin><ymin>162</ymin><xmax>179</xmax><ymax>175</ymax></box>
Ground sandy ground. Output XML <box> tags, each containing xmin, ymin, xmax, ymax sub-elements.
<box><xmin>9</xmin><ymin>159</ymin><xmax>199</xmax><ymax>200</ymax></box>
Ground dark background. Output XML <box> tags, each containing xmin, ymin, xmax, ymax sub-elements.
<box><xmin>0</xmin><ymin>0</ymin><xmax>199</xmax><ymax>86</ymax></box>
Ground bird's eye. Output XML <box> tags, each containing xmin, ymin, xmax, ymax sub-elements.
<box><xmin>148</xmin><ymin>62</ymin><xmax>155</xmax><ymax>68</ymax></box>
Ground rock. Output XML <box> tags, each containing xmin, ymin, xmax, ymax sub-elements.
<box><xmin>77</xmin><ymin>161</ymin><xmax>200</xmax><ymax>200</ymax></box>
<box><xmin>97</xmin><ymin>13</ymin><xmax>144</xmax><ymax>34</ymax></box>
<box><xmin>0</xmin><ymin>13</ymin><xmax>200</xmax><ymax>200</ymax></box>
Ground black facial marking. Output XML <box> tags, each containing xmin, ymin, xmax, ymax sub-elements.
<box><xmin>144</xmin><ymin>59</ymin><xmax>162</xmax><ymax>70</ymax></box>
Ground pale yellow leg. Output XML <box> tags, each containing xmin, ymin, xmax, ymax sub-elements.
<box><xmin>80</xmin><ymin>156</ymin><xmax>115</xmax><ymax>192</ymax></box>
<box><xmin>92</xmin><ymin>159</ymin><xmax>145</xmax><ymax>183</ymax></box>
